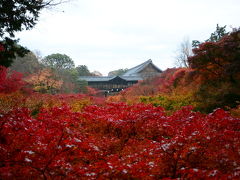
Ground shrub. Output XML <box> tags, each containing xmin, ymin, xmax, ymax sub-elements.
<box><xmin>1</xmin><ymin>103</ymin><xmax>239</xmax><ymax>179</ymax></box>
<box><xmin>0</xmin><ymin>66</ymin><xmax>25</xmax><ymax>93</ymax></box>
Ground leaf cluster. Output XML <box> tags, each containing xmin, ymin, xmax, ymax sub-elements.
<box><xmin>0</xmin><ymin>100</ymin><xmax>240</xmax><ymax>179</ymax></box>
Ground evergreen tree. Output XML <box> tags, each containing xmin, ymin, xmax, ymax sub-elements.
<box><xmin>0</xmin><ymin>0</ymin><xmax>64</xmax><ymax>67</ymax></box>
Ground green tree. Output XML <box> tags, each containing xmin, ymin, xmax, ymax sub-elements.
<box><xmin>0</xmin><ymin>38</ymin><xmax>28</xmax><ymax>67</ymax></box>
<box><xmin>77</xmin><ymin>80</ymin><xmax>88</xmax><ymax>93</ymax></box>
<box><xmin>0</xmin><ymin>0</ymin><xmax>65</xmax><ymax>67</ymax></box>
<box><xmin>192</xmin><ymin>24</ymin><xmax>229</xmax><ymax>48</ymax></box>
<box><xmin>206</xmin><ymin>24</ymin><xmax>229</xmax><ymax>42</ymax></box>
<box><xmin>41</xmin><ymin>53</ymin><xmax>78</xmax><ymax>93</ymax></box>
<box><xmin>42</xmin><ymin>53</ymin><xmax>75</xmax><ymax>70</ymax></box>
<box><xmin>57</xmin><ymin>68</ymin><xmax>80</xmax><ymax>93</ymax></box>
<box><xmin>108</xmin><ymin>68</ymin><xmax>128</xmax><ymax>76</ymax></box>
<box><xmin>76</xmin><ymin>65</ymin><xmax>92</xmax><ymax>76</ymax></box>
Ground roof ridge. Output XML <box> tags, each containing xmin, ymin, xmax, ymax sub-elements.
<box><xmin>122</xmin><ymin>59</ymin><xmax>152</xmax><ymax>76</ymax></box>
<box><xmin>127</xmin><ymin>59</ymin><xmax>152</xmax><ymax>71</ymax></box>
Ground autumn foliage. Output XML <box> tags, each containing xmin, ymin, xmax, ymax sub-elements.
<box><xmin>108</xmin><ymin>29</ymin><xmax>240</xmax><ymax>115</ymax></box>
<box><xmin>188</xmin><ymin>29</ymin><xmax>240</xmax><ymax>81</ymax></box>
<box><xmin>0</xmin><ymin>27</ymin><xmax>240</xmax><ymax>179</ymax></box>
<box><xmin>107</xmin><ymin>68</ymin><xmax>201</xmax><ymax>114</ymax></box>
<box><xmin>0</xmin><ymin>102</ymin><xmax>240</xmax><ymax>179</ymax></box>
<box><xmin>25</xmin><ymin>68</ymin><xmax>63</xmax><ymax>93</ymax></box>
<box><xmin>0</xmin><ymin>65</ymin><xmax>25</xmax><ymax>93</ymax></box>
<box><xmin>0</xmin><ymin>71</ymin><xmax>239</xmax><ymax>179</ymax></box>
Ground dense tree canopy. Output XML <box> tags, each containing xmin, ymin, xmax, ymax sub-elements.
<box><xmin>0</xmin><ymin>0</ymin><xmax>64</xmax><ymax>67</ymax></box>
<box><xmin>0</xmin><ymin>0</ymin><xmax>65</xmax><ymax>38</ymax></box>
<box><xmin>0</xmin><ymin>38</ymin><xmax>29</xmax><ymax>67</ymax></box>
<box><xmin>188</xmin><ymin>28</ymin><xmax>240</xmax><ymax>112</ymax></box>
<box><xmin>76</xmin><ymin>65</ymin><xmax>92</xmax><ymax>76</ymax></box>
<box><xmin>189</xmin><ymin>29</ymin><xmax>240</xmax><ymax>81</ymax></box>
<box><xmin>42</xmin><ymin>53</ymin><xmax>75</xmax><ymax>70</ymax></box>
<box><xmin>25</xmin><ymin>68</ymin><xmax>63</xmax><ymax>94</ymax></box>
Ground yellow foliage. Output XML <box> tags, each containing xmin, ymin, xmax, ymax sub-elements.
<box><xmin>107</xmin><ymin>95</ymin><xmax>126</xmax><ymax>103</ymax></box>
<box><xmin>230</xmin><ymin>104</ymin><xmax>240</xmax><ymax>118</ymax></box>
<box><xmin>0</xmin><ymin>92</ymin><xmax>26</xmax><ymax>112</ymax></box>
<box><xmin>25</xmin><ymin>68</ymin><xmax>63</xmax><ymax>93</ymax></box>
<box><xmin>140</xmin><ymin>92</ymin><xmax>198</xmax><ymax>114</ymax></box>
<box><xmin>25</xmin><ymin>93</ymin><xmax>91</xmax><ymax>113</ymax></box>
<box><xmin>68</xmin><ymin>98</ymin><xmax>91</xmax><ymax>112</ymax></box>
<box><xmin>0</xmin><ymin>92</ymin><xmax>92</xmax><ymax>114</ymax></box>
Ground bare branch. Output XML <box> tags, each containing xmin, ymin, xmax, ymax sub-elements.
<box><xmin>175</xmin><ymin>37</ymin><xmax>192</xmax><ymax>68</ymax></box>
<box><xmin>40</xmin><ymin>0</ymin><xmax>72</xmax><ymax>8</ymax></box>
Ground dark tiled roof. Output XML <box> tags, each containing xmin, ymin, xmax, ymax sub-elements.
<box><xmin>78</xmin><ymin>59</ymin><xmax>161</xmax><ymax>82</ymax></box>
<box><xmin>119</xmin><ymin>76</ymin><xmax>143</xmax><ymax>81</ymax></box>
<box><xmin>122</xmin><ymin>59</ymin><xmax>162</xmax><ymax>76</ymax></box>
<box><xmin>79</xmin><ymin>76</ymin><xmax>143</xmax><ymax>82</ymax></box>
<box><xmin>78</xmin><ymin>76</ymin><xmax>114</xmax><ymax>82</ymax></box>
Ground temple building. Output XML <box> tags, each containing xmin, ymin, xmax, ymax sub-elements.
<box><xmin>79</xmin><ymin>59</ymin><xmax>162</xmax><ymax>93</ymax></box>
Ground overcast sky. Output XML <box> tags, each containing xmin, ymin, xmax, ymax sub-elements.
<box><xmin>17</xmin><ymin>0</ymin><xmax>240</xmax><ymax>75</ymax></box>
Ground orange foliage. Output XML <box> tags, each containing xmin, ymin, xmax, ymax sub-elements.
<box><xmin>189</xmin><ymin>29</ymin><xmax>240</xmax><ymax>82</ymax></box>
<box><xmin>229</xmin><ymin>104</ymin><xmax>240</xmax><ymax>118</ymax></box>
<box><xmin>0</xmin><ymin>91</ymin><xmax>96</xmax><ymax>114</ymax></box>
<box><xmin>25</xmin><ymin>68</ymin><xmax>63</xmax><ymax>93</ymax></box>
<box><xmin>107</xmin><ymin>68</ymin><xmax>203</xmax><ymax>106</ymax></box>
<box><xmin>0</xmin><ymin>92</ymin><xmax>26</xmax><ymax>112</ymax></box>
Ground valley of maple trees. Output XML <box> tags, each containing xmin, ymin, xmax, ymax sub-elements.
<box><xmin>0</xmin><ymin>28</ymin><xmax>240</xmax><ymax>179</ymax></box>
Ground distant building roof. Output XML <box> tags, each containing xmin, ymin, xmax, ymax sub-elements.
<box><xmin>122</xmin><ymin>59</ymin><xmax>162</xmax><ymax>76</ymax></box>
<box><xmin>119</xmin><ymin>76</ymin><xmax>143</xmax><ymax>81</ymax></box>
<box><xmin>79</xmin><ymin>76</ymin><xmax>143</xmax><ymax>82</ymax></box>
<box><xmin>78</xmin><ymin>59</ymin><xmax>162</xmax><ymax>82</ymax></box>
<box><xmin>79</xmin><ymin>76</ymin><xmax>113</xmax><ymax>82</ymax></box>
